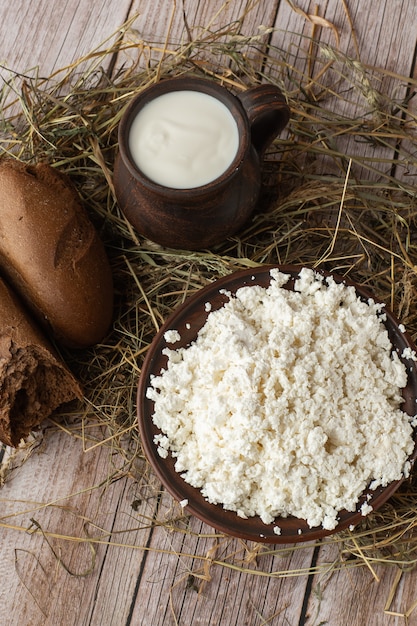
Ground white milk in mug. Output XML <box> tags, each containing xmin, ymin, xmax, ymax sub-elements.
<box><xmin>128</xmin><ymin>90</ymin><xmax>240</xmax><ymax>189</ymax></box>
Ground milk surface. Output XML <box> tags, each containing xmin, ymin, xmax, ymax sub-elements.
<box><xmin>128</xmin><ymin>90</ymin><xmax>240</xmax><ymax>189</ymax></box>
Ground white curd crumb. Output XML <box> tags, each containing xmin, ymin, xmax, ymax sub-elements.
<box><xmin>360</xmin><ymin>502</ymin><xmax>373</xmax><ymax>516</ymax></box>
<box><xmin>273</xmin><ymin>526</ymin><xmax>282</xmax><ymax>535</ymax></box>
<box><xmin>164</xmin><ymin>329</ymin><xmax>181</xmax><ymax>344</ymax></box>
<box><xmin>402</xmin><ymin>346</ymin><xmax>417</xmax><ymax>361</ymax></box>
<box><xmin>154</xmin><ymin>433</ymin><xmax>169</xmax><ymax>458</ymax></box>
<box><xmin>204</xmin><ymin>302</ymin><xmax>212</xmax><ymax>312</ymax></box>
<box><xmin>186</xmin><ymin>323</ymin><xmax>191</xmax><ymax>330</ymax></box>
<box><xmin>148</xmin><ymin>268</ymin><xmax>415</xmax><ymax>531</ymax></box>
<box><xmin>399</xmin><ymin>324</ymin><xmax>406</xmax><ymax>333</ymax></box>
<box><xmin>180</xmin><ymin>499</ymin><xmax>189</xmax><ymax>508</ymax></box>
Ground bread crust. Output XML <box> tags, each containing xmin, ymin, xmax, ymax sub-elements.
<box><xmin>0</xmin><ymin>160</ymin><xmax>114</xmax><ymax>348</ymax></box>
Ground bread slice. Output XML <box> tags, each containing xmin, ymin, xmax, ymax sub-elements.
<box><xmin>0</xmin><ymin>277</ymin><xmax>82</xmax><ymax>447</ymax></box>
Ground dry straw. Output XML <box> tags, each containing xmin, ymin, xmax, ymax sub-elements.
<box><xmin>1</xmin><ymin>4</ymin><xmax>417</xmax><ymax>604</ymax></box>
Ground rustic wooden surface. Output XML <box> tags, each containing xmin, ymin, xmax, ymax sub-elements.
<box><xmin>1</xmin><ymin>1</ymin><xmax>417</xmax><ymax>625</ymax></box>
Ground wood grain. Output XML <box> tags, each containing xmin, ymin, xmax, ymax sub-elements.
<box><xmin>118</xmin><ymin>0</ymin><xmax>280</xmax><ymax>77</ymax></box>
<box><xmin>0</xmin><ymin>426</ymin><xmax>153</xmax><ymax>626</ymax></box>
<box><xmin>269</xmin><ymin>0</ymin><xmax>417</xmax><ymax>182</ymax></box>
<box><xmin>0</xmin><ymin>0</ymin><xmax>132</xmax><ymax>77</ymax></box>
<box><xmin>128</xmin><ymin>505</ymin><xmax>316</xmax><ymax>626</ymax></box>
<box><xmin>305</xmin><ymin>539</ymin><xmax>417</xmax><ymax>625</ymax></box>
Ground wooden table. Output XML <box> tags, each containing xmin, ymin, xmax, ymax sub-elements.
<box><xmin>1</xmin><ymin>1</ymin><xmax>417</xmax><ymax>624</ymax></box>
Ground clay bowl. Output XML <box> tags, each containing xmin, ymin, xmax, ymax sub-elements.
<box><xmin>137</xmin><ymin>265</ymin><xmax>417</xmax><ymax>543</ymax></box>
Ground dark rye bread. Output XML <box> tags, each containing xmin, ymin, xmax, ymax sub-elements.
<box><xmin>0</xmin><ymin>277</ymin><xmax>82</xmax><ymax>447</ymax></box>
<box><xmin>0</xmin><ymin>159</ymin><xmax>114</xmax><ymax>348</ymax></box>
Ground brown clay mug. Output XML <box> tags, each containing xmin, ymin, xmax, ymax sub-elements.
<box><xmin>113</xmin><ymin>76</ymin><xmax>290</xmax><ymax>250</ymax></box>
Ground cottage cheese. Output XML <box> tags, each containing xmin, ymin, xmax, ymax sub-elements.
<box><xmin>146</xmin><ymin>268</ymin><xmax>416</xmax><ymax>531</ymax></box>
<box><xmin>164</xmin><ymin>329</ymin><xmax>181</xmax><ymax>344</ymax></box>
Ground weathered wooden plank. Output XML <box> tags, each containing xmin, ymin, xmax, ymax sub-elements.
<box><xmin>128</xmin><ymin>0</ymin><xmax>279</xmax><ymax>47</ymax></box>
<box><xmin>269</xmin><ymin>0</ymin><xmax>417</xmax><ymax>182</ymax></box>
<box><xmin>0</xmin><ymin>424</ymin><xmax>158</xmax><ymax>626</ymax></box>
<box><xmin>0</xmin><ymin>0</ymin><xmax>134</xmax><ymax>121</ymax></box>
<box><xmin>0</xmin><ymin>0</ymin><xmax>132</xmax><ymax>77</ymax></box>
<box><xmin>304</xmin><ymin>539</ymin><xmax>417</xmax><ymax>625</ymax></box>
<box><xmin>128</xmin><ymin>499</ymin><xmax>316</xmax><ymax>626</ymax></box>
<box><xmin>120</xmin><ymin>0</ymin><xmax>280</xmax><ymax>74</ymax></box>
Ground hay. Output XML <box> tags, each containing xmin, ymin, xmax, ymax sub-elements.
<box><xmin>1</xmin><ymin>7</ymin><xmax>417</xmax><ymax>588</ymax></box>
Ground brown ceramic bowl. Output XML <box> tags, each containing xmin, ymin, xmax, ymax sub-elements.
<box><xmin>137</xmin><ymin>265</ymin><xmax>417</xmax><ymax>543</ymax></box>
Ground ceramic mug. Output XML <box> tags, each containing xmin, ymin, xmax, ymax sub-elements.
<box><xmin>113</xmin><ymin>76</ymin><xmax>290</xmax><ymax>250</ymax></box>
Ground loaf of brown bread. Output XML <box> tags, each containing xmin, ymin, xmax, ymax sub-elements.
<box><xmin>0</xmin><ymin>160</ymin><xmax>114</xmax><ymax>348</ymax></box>
<box><xmin>0</xmin><ymin>276</ymin><xmax>82</xmax><ymax>447</ymax></box>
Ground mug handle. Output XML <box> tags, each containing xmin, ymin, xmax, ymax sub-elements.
<box><xmin>237</xmin><ymin>84</ymin><xmax>290</xmax><ymax>157</ymax></box>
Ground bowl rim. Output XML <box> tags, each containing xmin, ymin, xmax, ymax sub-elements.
<box><xmin>137</xmin><ymin>264</ymin><xmax>417</xmax><ymax>543</ymax></box>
